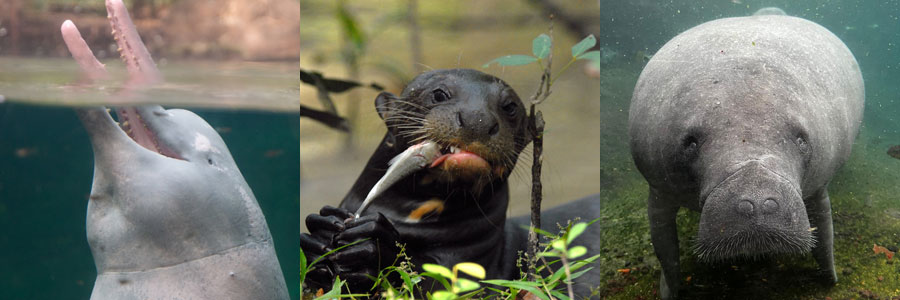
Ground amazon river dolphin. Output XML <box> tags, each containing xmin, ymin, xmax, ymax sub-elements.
<box><xmin>61</xmin><ymin>1</ymin><xmax>288</xmax><ymax>299</ymax></box>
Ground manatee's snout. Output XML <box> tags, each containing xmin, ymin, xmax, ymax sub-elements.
<box><xmin>695</xmin><ymin>161</ymin><xmax>813</xmax><ymax>262</ymax></box>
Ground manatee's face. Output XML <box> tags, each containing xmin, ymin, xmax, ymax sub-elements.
<box><xmin>375</xmin><ymin>69</ymin><xmax>531</xmax><ymax>187</ymax></box>
<box><xmin>670</xmin><ymin>91</ymin><xmax>815</xmax><ymax>262</ymax></box>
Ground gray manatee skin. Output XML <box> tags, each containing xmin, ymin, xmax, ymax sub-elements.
<box><xmin>628</xmin><ymin>15</ymin><xmax>863</xmax><ymax>299</ymax></box>
<box><xmin>78</xmin><ymin>106</ymin><xmax>289</xmax><ymax>300</ymax></box>
<box><xmin>753</xmin><ymin>7</ymin><xmax>787</xmax><ymax>16</ymax></box>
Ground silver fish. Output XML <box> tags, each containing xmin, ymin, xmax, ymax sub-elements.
<box><xmin>354</xmin><ymin>140</ymin><xmax>441</xmax><ymax>218</ymax></box>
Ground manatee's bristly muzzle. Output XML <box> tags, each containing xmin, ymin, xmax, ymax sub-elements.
<box><xmin>694</xmin><ymin>161</ymin><xmax>814</xmax><ymax>262</ymax></box>
<box><xmin>694</xmin><ymin>224</ymin><xmax>815</xmax><ymax>262</ymax></box>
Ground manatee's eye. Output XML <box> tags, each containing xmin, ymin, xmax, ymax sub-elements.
<box><xmin>501</xmin><ymin>100</ymin><xmax>518</xmax><ymax>117</ymax></box>
<box><xmin>682</xmin><ymin>136</ymin><xmax>699</xmax><ymax>156</ymax></box>
<box><xmin>432</xmin><ymin>89</ymin><xmax>450</xmax><ymax>103</ymax></box>
<box><xmin>795</xmin><ymin>135</ymin><xmax>809</xmax><ymax>154</ymax></box>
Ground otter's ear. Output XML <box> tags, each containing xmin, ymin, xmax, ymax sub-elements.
<box><xmin>375</xmin><ymin>91</ymin><xmax>397</xmax><ymax>121</ymax></box>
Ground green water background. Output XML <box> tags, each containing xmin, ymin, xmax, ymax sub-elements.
<box><xmin>0</xmin><ymin>102</ymin><xmax>300</xmax><ymax>299</ymax></box>
<box><xmin>593</xmin><ymin>0</ymin><xmax>900</xmax><ymax>298</ymax></box>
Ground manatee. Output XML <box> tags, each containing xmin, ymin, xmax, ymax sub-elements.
<box><xmin>628</xmin><ymin>15</ymin><xmax>864</xmax><ymax>299</ymax></box>
<box><xmin>753</xmin><ymin>7</ymin><xmax>787</xmax><ymax>16</ymax></box>
<box><xmin>62</xmin><ymin>1</ymin><xmax>288</xmax><ymax>298</ymax></box>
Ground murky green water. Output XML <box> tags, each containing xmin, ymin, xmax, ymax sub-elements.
<box><xmin>0</xmin><ymin>58</ymin><xmax>300</xmax><ymax>299</ymax></box>
<box><xmin>594</xmin><ymin>0</ymin><xmax>900</xmax><ymax>298</ymax></box>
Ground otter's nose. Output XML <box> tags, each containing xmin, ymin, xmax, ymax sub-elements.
<box><xmin>457</xmin><ymin>110</ymin><xmax>500</xmax><ymax>137</ymax></box>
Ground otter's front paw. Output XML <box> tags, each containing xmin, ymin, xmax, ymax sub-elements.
<box><xmin>331</xmin><ymin>212</ymin><xmax>401</xmax><ymax>292</ymax></box>
<box><xmin>301</xmin><ymin>205</ymin><xmax>352</xmax><ymax>291</ymax></box>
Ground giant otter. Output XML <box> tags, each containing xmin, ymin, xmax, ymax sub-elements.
<box><xmin>301</xmin><ymin>69</ymin><xmax>601</xmax><ymax>297</ymax></box>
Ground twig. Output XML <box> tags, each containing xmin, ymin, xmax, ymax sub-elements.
<box><xmin>526</xmin><ymin>15</ymin><xmax>554</xmax><ymax>280</ymax></box>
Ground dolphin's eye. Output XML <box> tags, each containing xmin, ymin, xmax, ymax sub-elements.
<box><xmin>207</xmin><ymin>158</ymin><xmax>214</xmax><ymax>165</ymax></box>
<box><xmin>432</xmin><ymin>89</ymin><xmax>450</xmax><ymax>103</ymax></box>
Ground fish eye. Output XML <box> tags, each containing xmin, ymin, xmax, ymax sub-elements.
<box><xmin>432</xmin><ymin>89</ymin><xmax>450</xmax><ymax>103</ymax></box>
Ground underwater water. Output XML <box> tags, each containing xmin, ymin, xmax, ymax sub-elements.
<box><xmin>0</xmin><ymin>59</ymin><xmax>301</xmax><ymax>299</ymax></box>
<box><xmin>594</xmin><ymin>0</ymin><xmax>900</xmax><ymax>298</ymax></box>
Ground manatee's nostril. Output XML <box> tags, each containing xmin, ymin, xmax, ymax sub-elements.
<box><xmin>763</xmin><ymin>198</ymin><xmax>779</xmax><ymax>214</ymax></box>
<box><xmin>488</xmin><ymin>122</ymin><xmax>500</xmax><ymax>136</ymax></box>
<box><xmin>738</xmin><ymin>200</ymin><xmax>754</xmax><ymax>216</ymax></box>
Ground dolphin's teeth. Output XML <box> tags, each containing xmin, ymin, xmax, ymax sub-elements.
<box><xmin>117</xmin><ymin>47</ymin><xmax>123</xmax><ymax>53</ymax></box>
<box><xmin>122</xmin><ymin>121</ymin><xmax>129</xmax><ymax>127</ymax></box>
<box><xmin>111</xmin><ymin>29</ymin><xmax>116</xmax><ymax>35</ymax></box>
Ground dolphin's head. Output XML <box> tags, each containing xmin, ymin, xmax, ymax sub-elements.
<box><xmin>78</xmin><ymin>105</ymin><xmax>270</xmax><ymax>272</ymax></box>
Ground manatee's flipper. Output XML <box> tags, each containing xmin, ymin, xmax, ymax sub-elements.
<box><xmin>648</xmin><ymin>188</ymin><xmax>681</xmax><ymax>300</ymax></box>
<box><xmin>808</xmin><ymin>188</ymin><xmax>838</xmax><ymax>284</ymax></box>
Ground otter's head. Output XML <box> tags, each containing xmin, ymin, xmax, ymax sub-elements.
<box><xmin>374</xmin><ymin>69</ymin><xmax>531</xmax><ymax>188</ymax></box>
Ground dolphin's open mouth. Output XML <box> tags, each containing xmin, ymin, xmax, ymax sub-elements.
<box><xmin>113</xmin><ymin>107</ymin><xmax>184</xmax><ymax>160</ymax></box>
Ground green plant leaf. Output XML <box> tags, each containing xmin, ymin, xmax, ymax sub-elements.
<box><xmin>550</xmin><ymin>289</ymin><xmax>571</xmax><ymax>300</ymax></box>
<box><xmin>299</xmin><ymin>246</ymin><xmax>308</xmax><ymax>283</ymax></box>
<box><xmin>569</xmin><ymin>267</ymin><xmax>594</xmax><ymax>281</ymax></box>
<box><xmin>482</xmin><ymin>280</ymin><xmax>549</xmax><ymax>300</ymax></box>
<box><xmin>568</xmin><ymin>246</ymin><xmax>587</xmax><ymax>259</ymax></box>
<box><xmin>577</xmin><ymin>50</ymin><xmax>602</xmax><ymax>62</ymax></box>
<box><xmin>336</xmin><ymin>3</ymin><xmax>366</xmax><ymax>51</ymax></box>
<box><xmin>423</xmin><ymin>263</ymin><xmax>454</xmax><ymax>280</ymax></box>
<box><xmin>538</xmin><ymin>251</ymin><xmax>561</xmax><ymax>257</ymax></box>
<box><xmin>532</xmin><ymin>34</ymin><xmax>552</xmax><ymax>59</ymax></box>
<box><xmin>314</xmin><ymin>276</ymin><xmax>344</xmax><ymax>300</ymax></box>
<box><xmin>551</xmin><ymin>240</ymin><xmax>566</xmax><ymax>252</ymax></box>
<box><xmin>455</xmin><ymin>262</ymin><xmax>486</xmax><ymax>279</ymax></box>
<box><xmin>482</xmin><ymin>55</ymin><xmax>539</xmax><ymax>68</ymax></box>
<box><xmin>566</xmin><ymin>223</ymin><xmax>588</xmax><ymax>244</ymax></box>
<box><xmin>421</xmin><ymin>272</ymin><xmax>453</xmax><ymax>291</ymax></box>
<box><xmin>432</xmin><ymin>291</ymin><xmax>456</xmax><ymax>300</ymax></box>
<box><xmin>571</xmin><ymin>34</ymin><xmax>596</xmax><ymax>57</ymax></box>
<box><xmin>456</xmin><ymin>278</ymin><xmax>481</xmax><ymax>293</ymax></box>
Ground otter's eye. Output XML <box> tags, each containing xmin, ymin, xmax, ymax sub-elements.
<box><xmin>501</xmin><ymin>101</ymin><xmax>518</xmax><ymax>117</ymax></box>
<box><xmin>432</xmin><ymin>89</ymin><xmax>450</xmax><ymax>103</ymax></box>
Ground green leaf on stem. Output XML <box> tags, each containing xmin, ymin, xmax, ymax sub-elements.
<box><xmin>533</xmin><ymin>33</ymin><xmax>552</xmax><ymax>59</ymax></box>
<box><xmin>571</xmin><ymin>34</ymin><xmax>596</xmax><ymax>57</ymax></box>
<box><xmin>482</xmin><ymin>55</ymin><xmax>539</xmax><ymax>68</ymax></box>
